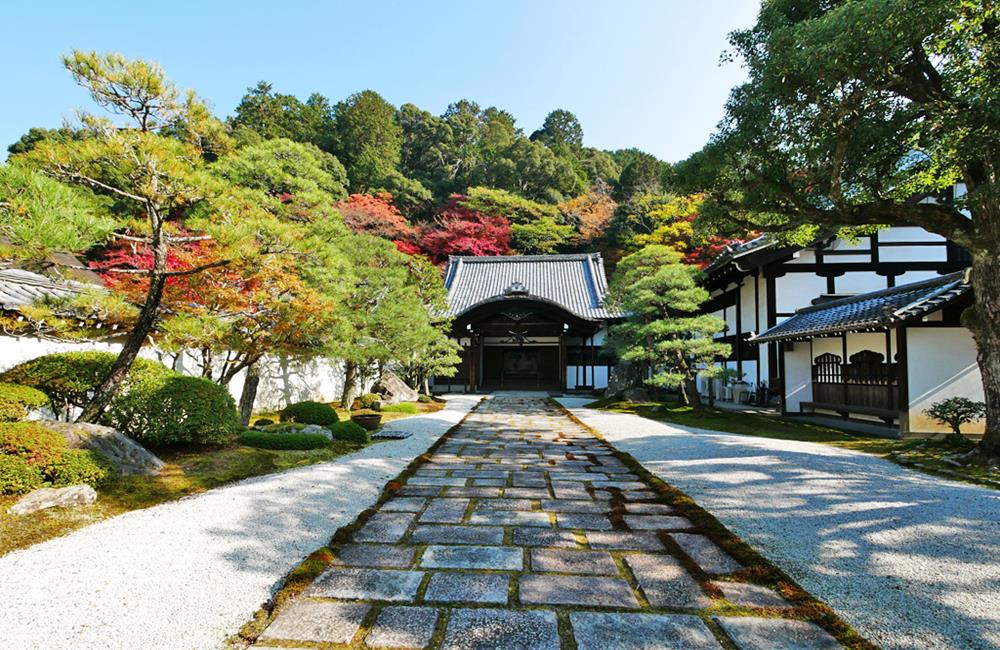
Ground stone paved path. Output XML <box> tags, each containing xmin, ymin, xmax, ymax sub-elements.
<box><xmin>254</xmin><ymin>396</ymin><xmax>844</xmax><ymax>649</ymax></box>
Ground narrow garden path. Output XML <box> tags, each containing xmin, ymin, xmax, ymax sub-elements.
<box><xmin>0</xmin><ymin>395</ymin><xmax>480</xmax><ymax>650</ymax></box>
<box><xmin>249</xmin><ymin>395</ymin><xmax>846</xmax><ymax>649</ymax></box>
<box><xmin>559</xmin><ymin>398</ymin><xmax>1000</xmax><ymax>650</ymax></box>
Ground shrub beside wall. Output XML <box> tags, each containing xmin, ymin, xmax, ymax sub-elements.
<box><xmin>280</xmin><ymin>401</ymin><xmax>339</xmax><ymax>426</ymax></box>
<box><xmin>0</xmin><ymin>382</ymin><xmax>50</xmax><ymax>422</ymax></box>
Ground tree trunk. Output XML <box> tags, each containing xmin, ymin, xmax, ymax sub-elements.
<box><xmin>238</xmin><ymin>361</ymin><xmax>261</xmax><ymax>426</ymax></box>
<box><xmin>341</xmin><ymin>360</ymin><xmax>359</xmax><ymax>408</ymax></box>
<box><xmin>968</xmin><ymin>250</ymin><xmax>1000</xmax><ymax>461</ymax></box>
<box><xmin>686</xmin><ymin>377</ymin><xmax>703</xmax><ymax>410</ymax></box>
<box><xmin>77</xmin><ymin>272</ymin><xmax>167</xmax><ymax>423</ymax></box>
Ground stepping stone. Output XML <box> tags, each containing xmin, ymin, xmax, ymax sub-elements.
<box><xmin>333</xmin><ymin>544</ymin><xmax>416</xmax><ymax>568</ymax></box>
<box><xmin>625</xmin><ymin>553</ymin><xmax>710</xmax><ymax>608</ymax></box>
<box><xmin>469</xmin><ymin>510</ymin><xmax>551</xmax><ymax>527</ymax></box>
<box><xmin>712</xmin><ymin>582</ymin><xmax>794</xmax><ymax>609</ymax></box>
<box><xmin>587</xmin><ymin>530</ymin><xmax>665</xmax><ymax>551</ymax></box>
<box><xmin>260</xmin><ymin>601</ymin><xmax>370</xmax><ymax>644</ymax></box>
<box><xmin>555</xmin><ymin>513</ymin><xmax>613</xmax><ymax>530</ymax></box>
<box><xmin>421</xmin><ymin>545</ymin><xmax>523</xmax><ymax>571</ymax></box>
<box><xmin>519</xmin><ymin>574</ymin><xmax>640</xmax><ymax>608</ymax></box>
<box><xmin>504</xmin><ymin>487</ymin><xmax>552</xmax><ymax>499</ymax></box>
<box><xmin>410</xmin><ymin>524</ymin><xmax>505</xmax><ymax>545</ymax></box>
<box><xmin>570</xmin><ymin>612</ymin><xmax>721</xmax><ymax>650</ymax></box>
<box><xmin>424</xmin><ymin>572</ymin><xmax>509</xmax><ymax>604</ymax></box>
<box><xmin>671</xmin><ymin>533</ymin><xmax>742</xmax><ymax>575</ymax></box>
<box><xmin>625</xmin><ymin>502</ymin><xmax>675</xmax><ymax>515</ymax></box>
<box><xmin>530</xmin><ymin>549</ymin><xmax>619</xmax><ymax>575</ymax></box>
<box><xmin>398</xmin><ymin>486</ymin><xmax>442</xmax><ymax>497</ymax></box>
<box><xmin>471</xmin><ymin>478</ymin><xmax>505</xmax><ymax>486</ymax></box>
<box><xmin>409</xmin><ymin>476</ymin><xmax>468</xmax><ymax>486</ymax></box>
<box><xmin>306</xmin><ymin>568</ymin><xmax>423</xmax><ymax>601</ymax></box>
<box><xmin>624</xmin><ymin>515</ymin><xmax>693</xmax><ymax>530</ymax></box>
<box><xmin>513</xmin><ymin>527</ymin><xmax>580</xmax><ymax>548</ymax></box>
<box><xmin>713</xmin><ymin>617</ymin><xmax>841</xmax><ymax>649</ymax></box>
<box><xmin>354</xmin><ymin>512</ymin><xmax>417</xmax><ymax>543</ymax></box>
<box><xmin>475</xmin><ymin>498</ymin><xmax>534</xmax><ymax>511</ymax></box>
<box><xmin>382</xmin><ymin>497</ymin><xmax>428</xmax><ymax>512</ymax></box>
<box><xmin>419</xmin><ymin>498</ymin><xmax>470</xmax><ymax>524</ymax></box>
<box><xmin>442</xmin><ymin>608</ymin><xmax>559</xmax><ymax>650</ymax></box>
<box><xmin>366</xmin><ymin>606</ymin><xmax>439</xmax><ymax>649</ymax></box>
<box><xmin>446</xmin><ymin>487</ymin><xmax>503</xmax><ymax>498</ymax></box>
<box><xmin>541</xmin><ymin>499</ymin><xmax>610</xmax><ymax>513</ymax></box>
<box><xmin>551</xmin><ymin>482</ymin><xmax>592</xmax><ymax>500</ymax></box>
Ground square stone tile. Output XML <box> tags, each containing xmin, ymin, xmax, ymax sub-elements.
<box><xmin>625</xmin><ymin>502</ymin><xmax>675</xmax><ymax>515</ymax></box>
<box><xmin>306</xmin><ymin>567</ymin><xmax>423</xmax><ymax>601</ymax></box>
<box><xmin>354</xmin><ymin>512</ymin><xmax>417</xmax><ymax>543</ymax></box>
<box><xmin>625</xmin><ymin>553</ymin><xmax>710</xmax><ymax>608</ymax></box>
<box><xmin>555</xmin><ymin>513</ymin><xmax>613</xmax><ymax>530</ymax></box>
<box><xmin>552</xmin><ymin>482</ymin><xmax>592</xmax><ymax>500</ymax></box>
<box><xmin>419</xmin><ymin>498</ymin><xmax>470</xmax><ymax>524</ymax></box>
<box><xmin>409</xmin><ymin>524</ymin><xmax>505</xmax><ymax>545</ymax></box>
<box><xmin>586</xmin><ymin>530</ymin><xmax>665</xmax><ymax>551</ymax></box>
<box><xmin>504</xmin><ymin>487</ymin><xmax>552</xmax><ymax>499</ymax></box>
<box><xmin>713</xmin><ymin>617</ymin><xmax>841</xmax><ymax>649</ymax></box>
<box><xmin>475</xmin><ymin>498</ymin><xmax>534</xmax><ymax>511</ymax></box>
<box><xmin>421</xmin><ymin>545</ymin><xmax>523</xmax><ymax>571</ymax></box>
<box><xmin>519</xmin><ymin>574</ymin><xmax>640</xmax><ymax>608</ymax></box>
<box><xmin>469</xmin><ymin>510</ymin><xmax>551</xmax><ymax>527</ymax></box>
<box><xmin>541</xmin><ymin>499</ymin><xmax>610</xmax><ymax>513</ymax></box>
<box><xmin>442</xmin><ymin>608</ymin><xmax>559</xmax><ymax>650</ymax></box>
<box><xmin>424</xmin><ymin>572</ymin><xmax>509</xmax><ymax>604</ymax></box>
<box><xmin>512</xmin><ymin>473</ymin><xmax>548</xmax><ymax>487</ymax></box>
<box><xmin>624</xmin><ymin>515</ymin><xmax>693</xmax><ymax>531</ymax></box>
<box><xmin>530</xmin><ymin>549</ymin><xmax>619</xmax><ymax>575</ymax></box>
<box><xmin>333</xmin><ymin>544</ymin><xmax>416</xmax><ymax>568</ymax></box>
<box><xmin>260</xmin><ymin>601</ymin><xmax>369</xmax><ymax>644</ymax></box>
<box><xmin>712</xmin><ymin>582</ymin><xmax>794</xmax><ymax>609</ymax></box>
<box><xmin>382</xmin><ymin>497</ymin><xmax>428</xmax><ymax>512</ymax></box>
<box><xmin>513</xmin><ymin>527</ymin><xmax>581</xmax><ymax>548</ymax></box>
<box><xmin>670</xmin><ymin>533</ymin><xmax>742</xmax><ymax>574</ymax></box>
<box><xmin>570</xmin><ymin>612</ymin><xmax>721</xmax><ymax>650</ymax></box>
<box><xmin>365</xmin><ymin>606</ymin><xmax>439</xmax><ymax>649</ymax></box>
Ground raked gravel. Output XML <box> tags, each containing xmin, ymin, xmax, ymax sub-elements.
<box><xmin>0</xmin><ymin>395</ymin><xmax>479</xmax><ymax>650</ymax></box>
<box><xmin>558</xmin><ymin>398</ymin><xmax>1000</xmax><ymax>650</ymax></box>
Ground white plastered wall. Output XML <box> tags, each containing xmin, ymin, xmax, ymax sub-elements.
<box><xmin>905</xmin><ymin>327</ymin><xmax>985</xmax><ymax>434</ymax></box>
<box><xmin>782</xmin><ymin>340</ymin><xmax>813</xmax><ymax>411</ymax></box>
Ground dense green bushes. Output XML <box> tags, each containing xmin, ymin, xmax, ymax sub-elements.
<box><xmin>0</xmin><ymin>352</ymin><xmax>240</xmax><ymax>446</ymax></box>
<box><xmin>0</xmin><ymin>422</ymin><xmax>67</xmax><ymax>466</ymax></box>
<box><xmin>0</xmin><ymin>422</ymin><xmax>114</xmax><ymax>494</ymax></box>
<box><xmin>0</xmin><ymin>382</ymin><xmax>50</xmax><ymax>421</ymax></box>
<box><xmin>0</xmin><ymin>455</ymin><xmax>45</xmax><ymax>494</ymax></box>
<box><xmin>239</xmin><ymin>430</ymin><xmax>331</xmax><ymax>450</ymax></box>
<box><xmin>47</xmin><ymin>449</ymin><xmax>114</xmax><ymax>487</ymax></box>
<box><xmin>329</xmin><ymin>421</ymin><xmax>370</xmax><ymax>444</ymax></box>
<box><xmin>352</xmin><ymin>393</ymin><xmax>381</xmax><ymax>411</ymax></box>
<box><xmin>381</xmin><ymin>402</ymin><xmax>419</xmax><ymax>414</ymax></box>
<box><xmin>280</xmin><ymin>400</ymin><xmax>339</xmax><ymax>425</ymax></box>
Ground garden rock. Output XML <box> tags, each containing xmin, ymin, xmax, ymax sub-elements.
<box><xmin>622</xmin><ymin>387</ymin><xmax>651</xmax><ymax>403</ymax></box>
<box><xmin>8</xmin><ymin>484</ymin><xmax>97</xmax><ymax>515</ymax></box>
<box><xmin>43</xmin><ymin>421</ymin><xmax>164</xmax><ymax>475</ymax></box>
<box><xmin>299</xmin><ymin>425</ymin><xmax>334</xmax><ymax>440</ymax></box>
<box><xmin>371</xmin><ymin>371</ymin><xmax>418</xmax><ymax>406</ymax></box>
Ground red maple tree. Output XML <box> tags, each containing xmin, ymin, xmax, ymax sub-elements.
<box><xmin>419</xmin><ymin>194</ymin><xmax>511</xmax><ymax>263</ymax></box>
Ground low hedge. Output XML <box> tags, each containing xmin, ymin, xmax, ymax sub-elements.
<box><xmin>381</xmin><ymin>402</ymin><xmax>419</xmax><ymax>414</ymax></box>
<box><xmin>280</xmin><ymin>401</ymin><xmax>339</xmax><ymax>426</ymax></box>
<box><xmin>352</xmin><ymin>393</ymin><xmax>381</xmax><ymax>411</ymax></box>
<box><xmin>328</xmin><ymin>421</ymin><xmax>370</xmax><ymax>444</ymax></box>
<box><xmin>0</xmin><ymin>422</ymin><xmax>68</xmax><ymax>466</ymax></box>
<box><xmin>47</xmin><ymin>449</ymin><xmax>114</xmax><ymax>488</ymax></box>
<box><xmin>0</xmin><ymin>455</ymin><xmax>45</xmax><ymax>495</ymax></box>
<box><xmin>0</xmin><ymin>382</ymin><xmax>50</xmax><ymax>422</ymax></box>
<box><xmin>1</xmin><ymin>352</ymin><xmax>239</xmax><ymax>446</ymax></box>
<box><xmin>239</xmin><ymin>430</ymin><xmax>331</xmax><ymax>450</ymax></box>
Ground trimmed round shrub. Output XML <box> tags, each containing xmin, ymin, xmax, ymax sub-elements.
<box><xmin>253</xmin><ymin>417</ymin><xmax>275</xmax><ymax>427</ymax></box>
<box><xmin>417</xmin><ymin>394</ymin><xmax>434</xmax><ymax>404</ymax></box>
<box><xmin>0</xmin><ymin>422</ymin><xmax>68</xmax><ymax>466</ymax></box>
<box><xmin>0</xmin><ymin>455</ymin><xmax>45</xmax><ymax>495</ymax></box>
<box><xmin>381</xmin><ymin>402</ymin><xmax>419</xmax><ymax>414</ymax></box>
<box><xmin>239</xmin><ymin>430</ymin><xmax>330</xmax><ymax>450</ymax></box>
<box><xmin>280</xmin><ymin>401</ymin><xmax>339</xmax><ymax>426</ymax></box>
<box><xmin>329</xmin><ymin>421</ymin><xmax>370</xmax><ymax>444</ymax></box>
<box><xmin>0</xmin><ymin>382</ymin><xmax>50</xmax><ymax>422</ymax></box>
<box><xmin>110</xmin><ymin>375</ymin><xmax>240</xmax><ymax>446</ymax></box>
<box><xmin>46</xmin><ymin>449</ymin><xmax>115</xmax><ymax>488</ymax></box>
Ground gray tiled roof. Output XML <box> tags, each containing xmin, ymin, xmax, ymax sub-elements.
<box><xmin>753</xmin><ymin>271</ymin><xmax>969</xmax><ymax>343</ymax></box>
<box><xmin>443</xmin><ymin>254</ymin><xmax>620</xmax><ymax>321</ymax></box>
<box><xmin>0</xmin><ymin>269</ymin><xmax>85</xmax><ymax>311</ymax></box>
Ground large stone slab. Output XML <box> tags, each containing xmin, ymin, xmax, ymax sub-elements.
<box><xmin>410</xmin><ymin>525</ymin><xmax>505</xmax><ymax>545</ymax></box>
<box><xmin>670</xmin><ymin>533</ymin><xmax>742</xmax><ymax>575</ymax></box>
<box><xmin>419</xmin><ymin>498</ymin><xmax>470</xmax><ymax>524</ymax></box>
<box><xmin>586</xmin><ymin>530</ymin><xmax>665</xmax><ymax>551</ymax></box>
<box><xmin>519</xmin><ymin>574</ymin><xmax>640</xmax><ymax>608</ymax></box>
<box><xmin>469</xmin><ymin>510</ymin><xmax>551</xmax><ymax>527</ymax></box>
<box><xmin>260</xmin><ymin>601</ymin><xmax>369</xmax><ymax>644</ymax></box>
<box><xmin>8</xmin><ymin>484</ymin><xmax>96</xmax><ymax>516</ymax></box>
<box><xmin>625</xmin><ymin>553</ymin><xmax>710</xmax><ymax>608</ymax></box>
<box><xmin>530</xmin><ymin>549</ymin><xmax>620</xmax><ymax>576</ymax></box>
<box><xmin>354</xmin><ymin>512</ymin><xmax>416</xmax><ymax>543</ymax></box>
<box><xmin>570</xmin><ymin>612</ymin><xmax>721</xmax><ymax>650</ymax></box>
<box><xmin>306</xmin><ymin>568</ymin><xmax>423</xmax><ymax>601</ymax></box>
<box><xmin>713</xmin><ymin>582</ymin><xmax>794</xmax><ymax>609</ymax></box>
<box><xmin>624</xmin><ymin>515</ymin><xmax>692</xmax><ymax>531</ymax></box>
<box><xmin>554</xmin><ymin>513</ymin><xmax>613</xmax><ymax>530</ymax></box>
<box><xmin>513</xmin><ymin>527</ymin><xmax>581</xmax><ymax>548</ymax></box>
<box><xmin>713</xmin><ymin>617</ymin><xmax>841</xmax><ymax>650</ymax></box>
<box><xmin>421</xmin><ymin>545</ymin><xmax>523</xmax><ymax>571</ymax></box>
<box><xmin>43</xmin><ymin>420</ymin><xmax>163</xmax><ymax>475</ymax></box>
<box><xmin>365</xmin><ymin>606</ymin><xmax>439</xmax><ymax>649</ymax></box>
<box><xmin>332</xmin><ymin>544</ymin><xmax>416</xmax><ymax>569</ymax></box>
<box><xmin>424</xmin><ymin>572</ymin><xmax>509</xmax><ymax>604</ymax></box>
<box><xmin>442</xmin><ymin>608</ymin><xmax>560</xmax><ymax>650</ymax></box>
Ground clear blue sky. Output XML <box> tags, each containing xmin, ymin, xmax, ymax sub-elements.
<box><xmin>0</xmin><ymin>0</ymin><xmax>760</xmax><ymax>164</ymax></box>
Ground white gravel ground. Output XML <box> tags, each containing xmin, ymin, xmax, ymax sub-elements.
<box><xmin>558</xmin><ymin>399</ymin><xmax>1000</xmax><ymax>650</ymax></box>
<box><xmin>0</xmin><ymin>395</ymin><xmax>479</xmax><ymax>650</ymax></box>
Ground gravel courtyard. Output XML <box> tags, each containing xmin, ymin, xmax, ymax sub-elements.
<box><xmin>0</xmin><ymin>395</ymin><xmax>480</xmax><ymax>650</ymax></box>
<box><xmin>250</xmin><ymin>395</ymin><xmax>845</xmax><ymax>649</ymax></box>
<box><xmin>559</xmin><ymin>398</ymin><xmax>1000</xmax><ymax>650</ymax></box>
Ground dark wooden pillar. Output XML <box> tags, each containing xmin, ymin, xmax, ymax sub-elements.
<box><xmin>559</xmin><ymin>332</ymin><xmax>567</xmax><ymax>392</ymax></box>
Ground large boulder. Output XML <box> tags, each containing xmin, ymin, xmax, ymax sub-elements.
<box><xmin>606</xmin><ymin>362</ymin><xmax>645</xmax><ymax>399</ymax></box>
<box><xmin>42</xmin><ymin>421</ymin><xmax>164</xmax><ymax>476</ymax></box>
<box><xmin>8</xmin><ymin>484</ymin><xmax>97</xmax><ymax>516</ymax></box>
<box><xmin>371</xmin><ymin>371</ymin><xmax>419</xmax><ymax>406</ymax></box>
